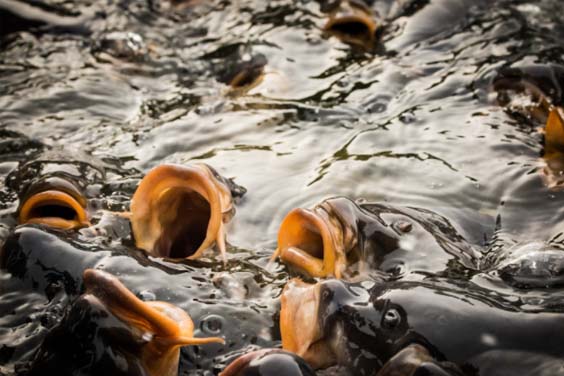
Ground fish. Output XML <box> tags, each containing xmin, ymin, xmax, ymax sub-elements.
<box><xmin>0</xmin><ymin>225</ymin><xmax>279</xmax><ymax>373</ymax></box>
<box><xmin>17</xmin><ymin>176</ymin><xmax>91</xmax><ymax>230</ymax></box>
<box><xmin>219</xmin><ymin>348</ymin><xmax>316</xmax><ymax>376</ymax></box>
<box><xmin>492</xmin><ymin>64</ymin><xmax>564</xmax><ymax>130</ymax></box>
<box><xmin>482</xmin><ymin>240</ymin><xmax>564</xmax><ymax>289</ymax></box>
<box><xmin>27</xmin><ymin>269</ymin><xmax>224</xmax><ymax>376</ymax></box>
<box><xmin>493</xmin><ymin>65</ymin><xmax>564</xmax><ymax>108</ymax></box>
<box><xmin>130</xmin><ymin>163</ymin><xmax>245</xmax><ymax>262</ymax></box>
<box><xmin>542</xmin><ymin>106</ymin><xmax>564</xmax><ymax>187</ymax></box>
<box><xmin>280</xmin><ymin>277</ymin><xmax>564</xmax><ymax>375</ymax></box>
<box><xmin>215</xmin><ymin>52</ymin><xmax>268</xmax><ymax>91</ymax></box>
<box><xmin>11</xmin><ymin>148</ymin><xmax>110</xmax><ymax>230</ymax></box>
<box><xmin>491</xmin><ymin>64</ymin><xmax>564</xmax><ymax>187</ymax></box>
<box><xmin>322</xmin><ymin>0</ymin><xmax>379</xmax><ymax>49</ymax></box>
<box><xmin>272</xmin><ymin>197</ymin><xmax>480</xmax><ymax>280</ymax></box>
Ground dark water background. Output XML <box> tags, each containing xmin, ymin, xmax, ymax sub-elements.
<box><xmin>1</xmin><ymin>0</ymin><xmax>564</xmax><ymax>374</ymax></box>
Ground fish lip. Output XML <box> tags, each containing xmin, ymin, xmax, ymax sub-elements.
<box><xmin>276</xmin><ymin>199</ymin><xmax>358</xmax><ymax>279</ymax></box>
<box><xmin>130</xmin><ymin>163</ymin><xmax>233</xmax><ymax>261</ymax></box>
<box><xmin>280</xmin><ymin>279</ymin><xmax>336</xmax><ymax>369</ymax></box>
<box><xmin>276</xmin><ymin>206</ymin><xmax>340</xmax><ymax>278</ymax></box>
<box><xmin>324</xmin><ymin>0</ymin><xmax>378</xmax><ymax>48</ymax></box>
<box><xmin>18</xmin><ymin>189</ymin><xmax>90</xmax><ymax>230</ymax></box>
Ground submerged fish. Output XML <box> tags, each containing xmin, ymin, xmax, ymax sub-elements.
<box><xmin>219</xmin><ymin>348</ymin><xmax>316</xmax><ymax>376</ymax></box>
<box><xmin>130</xmin><ymin>163</ymin><xmax>246</xmax><ymax>262</ymax></box>
<box><xmin>28</xmin><ymin>269</ymin><xmax>224</xmax><ymax>376</ymax></box>
<box><xmin>272</xmin><ymin>197</ymin><xmax>480</xmax><ymax>279</ymax></box>
<box><xmin>321</xmin><ymin>0</ymin><xmax>380</xmax><ymax>49</ymax></box>
<box><xmin>280</xmin><ymin>278</ymin><xmax>564</xmax><ymax>375</ymax></box>
<box><xmin>493</xmin><ymin>64</ymin><xmax>564</xmax><ymax>111</ymax></box>
<box><xmin>0</xmin><ymin>225</ymin><xmax>280</xmax><ymax>373</ymax></box>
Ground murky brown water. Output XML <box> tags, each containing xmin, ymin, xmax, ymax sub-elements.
<box><xmin>1</xmin><ymin>0</ymin><xmax>564</xmax><ymax>375</ymax></box>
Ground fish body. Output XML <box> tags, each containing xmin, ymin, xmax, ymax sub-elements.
<box><xmin>281</xmin><ymin>278</ymin><xmax>564</xmax><ymax>375</ymax></box>
<box><xmin>275</xmin><ymin>197</ymin><xmax>480</xmax><ymax>280</ymax></box>
<box><xmin>1</xmin><ymin>226</ymin><xmax>280</xmax><ymax>373</ymax></box>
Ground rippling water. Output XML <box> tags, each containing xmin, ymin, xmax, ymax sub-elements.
<box><xmin>1</xmin><ymin>0</ymin><xmax>564</xmax><ymax>374</ymax></box>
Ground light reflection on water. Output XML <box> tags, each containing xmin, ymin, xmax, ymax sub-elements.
<box><xmin>1</xmin><ymin>0</ymin><xmax>564</xmax><ymax>374</ymax></box>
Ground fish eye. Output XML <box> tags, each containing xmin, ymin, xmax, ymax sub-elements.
<box><xmin>382</xmin><ymin>308</ymin><xmax>401</xmax><ymax>329</ymax></box>
<box><xmin>200</xmin><ymin>314</ymin><xmax>224</xmax><ymax>335</ymax></box>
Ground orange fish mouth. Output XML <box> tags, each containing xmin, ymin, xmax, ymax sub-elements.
<box><xmin>280</xmin><ymin>278</ymin><xmax>336</xmax><ymax>369</ymax></box>
<box><xmin>541</xmin><ymin>107</ymin><xmax>564</xmax><ymax>188</ymax></box>
<box><xmin>273</xmin><ymin>199</ymin><xmax>358</xmax><ymax>279</ymax></box>
<box><xmin>83</xmin><ymin>269</ymin><xmax>224</xmax><ymax>376</ymax></box>
<box><xmin>130</xmin><ymin>163</ymin><xmax>235</xmax><ymax>261</ymax></box>
<box><xmin>18</xmin><ymin>182</ymin><xmax>90</xmax><ymax>230</ymax></box>
<box><xmin>324</xmin><ymin>0</ymin><xmax>378</xmax><ymax>48</ymax></box>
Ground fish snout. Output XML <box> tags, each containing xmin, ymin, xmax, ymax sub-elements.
<box><xmin>274</xmin><ymin>198</ymin><xmax>360</xmax><ymax>279</ymax></box>
<box><xmin>82</xmin><ymin>269</ymin><xmax>224</xmax><ymax>376</ymax></box>
<box><xmin>280</xmin><ymin>279</ymin><xmax>336</xmax><ymax>369</ymax></box>
<box><xmin>130</xmin><ymin>163</ymin><xmax>237</xmax><ymax>261</ymax></box>
<box><xmin>323</xmin><ymin>0</ymin><xmax>379</xmax><ymax>49</ymax></box>
<box><xmin>18</xmin><ymin>177</ymin><xmax>90</xmax><ymax>230</ymax></box>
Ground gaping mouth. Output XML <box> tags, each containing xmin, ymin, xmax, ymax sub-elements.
<box><xmin>275</xmin><ymin>207</ymin><xmax>339</xmax><ymax>278</ymax></box>
<box><xmin>280</xmin><ymin>279</ymin><xmax>336</xmax><ymax>369</ymax></box>
<box><xmin>274</xmin><ymin>198</ymin><xmax>360</xmax><ymax>279</ymax></box>
<box><xmin>324</xmin><ymin>1</ymin><xmax>377</xmax><ymax>48</ymax></box>
<box><xmin>18</xmin><ymin>190</ymin><xmax>90</xmax><ymax>230</ymax></box>
<box><xmin>154</xmin><ymin>186</ymin><xmax>212</xmax><ymax>258</ymax></box>
<box><xmin>131</xmin><ymin>163</ymin><xmax>234</xmax><ymax>261</ymax></box>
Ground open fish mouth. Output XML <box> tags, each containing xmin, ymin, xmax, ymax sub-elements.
<box><xmin>130</xmin><ymin>163</ymin><xmax>235</xmax><ymax>261</ymax></box>
<box><xmin>273</xmin><ymin>199</ymin><xmax>358</xmax><ymax>278</ymax></box>
<box><xmin>541</xmin><ymin>107</ymin><xmax>564</xmax><ymax>187</ymax></box>
<box><xmin>18</xmin><ymin>178</ymin><xmax>90</xmax><ymax>230</ymax></box>
<box><xmin>324</xmin><ymin>0</ymin><xmax>378</xmax><ymax>48</ymax></box>
<box><xmin>280</xmin><ymin>278</ymin><xmax>336</xmax><ymax>370</ymax></box>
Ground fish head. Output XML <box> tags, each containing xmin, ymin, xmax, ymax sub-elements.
<box><xmin>281</xmin><ymin>278</ymin><xmax>410</xmax><ymax>371</ymax></box>
<box><xmin>323</xmin><ymin>0</ymin><xmax>379</xmax><ymax>49</ymax></box>
<box><xmin>275</xmin><ymin>197</ymin><xmax>360</xmax><ymax>279</ymax></box>
<box><xmin>130</xmin><ymin>163</ymin><xmax>238</xmax><ymax>262</ymax></box>
<box><xmin>17</xmin><ymin>176</ymin><xmax>90</xmax><ymax>230</ymax></box>
<box><xmin>82</xmin><ymin>269</ymin><xmax>224</xmax><ymax>376</ymax></box>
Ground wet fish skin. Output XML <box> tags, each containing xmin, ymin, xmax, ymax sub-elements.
<box><xmin>280</xmin><ymin>277</ymin><xmax>564</xmax><ymax>375</ymax></box>
<box><xmin>25</xmin><ymin>291</ymin><xmax>149</xmax><ymax>376</ymax></box>
<box><xmin>493</xmin><ymin>64</ymin><xmax>564</xmax><ymax>108</ymax></box>
<box><xmin>219</xmin><ymin>348</ymin><xmax>316</xmax><ymax>376</ymax></box>
<box><xmin>275</xmin><ymin>197</ymin><xmax>480</xmax><ymax>280</ymax></box>
<box><xmin>0</xmin><ymin>226</ymin><xmax>280</xmax><ymax>372</ymax></box>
